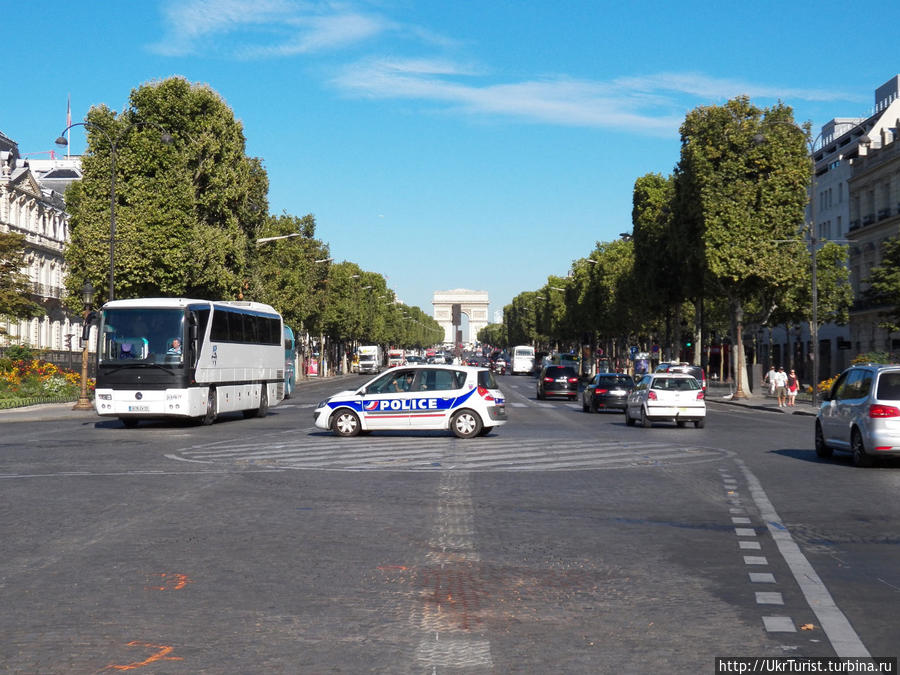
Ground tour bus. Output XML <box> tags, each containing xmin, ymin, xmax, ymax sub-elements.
<box><xmin>511</xmin><ymin>345</ymin><xmax>536</xmax><ymax>375</ymax></box>
<box><xmin>93</xmin><ymin>298</ymin><xmax>285</xmax><ymax>427</ymax></box>
<box><xmin>284</xmin><ymin>324</ymin><xmax>297</xmax><ymax>399</ymax></box>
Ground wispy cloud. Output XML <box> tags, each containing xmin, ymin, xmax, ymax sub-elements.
<box><xmin>612</xmin><ymin>72</ymin><xmax>864</xmax><ymax>104</ymax></box>
<box><xmin>332</xmin><ymin>60</ymin><xmax>866</xmax><ymax>135</ymax></box>
<box><xmin>333</xmin><ymin>58</ymin><xmax>681</xmax><ymax>135</ymax></box>
<box><xmin>150</xmin><ymin>2</ymin><xmax>865</xmax><ymax>135</ymax></box>
<box><xmin>150</xmin><ymin>0</ymin><xmax>389</xmax><ymax>57</ymax></box>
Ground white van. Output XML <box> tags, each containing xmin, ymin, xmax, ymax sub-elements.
<box><xmin>511</xmin><ymin>345</ymin><xmax>535</xmax><ymax>375</ymax></box>
<box><xmin>357</xmin><ymin>345</ymin><xmax>382</xmax><ymax>374</ymax></box>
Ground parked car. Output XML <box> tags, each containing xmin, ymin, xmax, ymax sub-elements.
<box><xmin>536</xmin><ymin>365</ymin><xmax>580</xmax><ymax>400</ymax></box>
<box><xmin>815</xmin><ymin>363</ymin><xmax>900</xmax><ymax>467</ymax></box>
<box><xmin>582</xmin><ymin>373</ymin><xmax>634</xmax><ymax>413</ymax></box>
<box><xmin>625</xmin><ymin>373</ymin><xmax>706</xmax><ymax>428</ymax></box>
<box><xmin>656</xmin><ymin>362</ymin><xmax>707</xmax><ymax>392</ymax></box>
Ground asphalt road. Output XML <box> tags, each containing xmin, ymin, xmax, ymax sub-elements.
<box><xmin>1</xmin><ymin>374</ymin><xmax>898</xmax><ymax>674</ymax></box>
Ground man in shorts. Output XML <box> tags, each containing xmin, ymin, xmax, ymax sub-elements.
<box><xmin>773</xmin><ymin>366</ymin><xmax>789</xmax><ymax>408</ymax></box>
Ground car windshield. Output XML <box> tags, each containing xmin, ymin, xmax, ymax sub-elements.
<box><xmin>669</xmin><ymin>366</ymin><xmax>703</xmax><ymax>379</ymax></box>
<box><xmin>598</xmin><ymin>376</ymin><xmax>632</xmax><ymax>387</ymax></box>
<box><xmin>876</xmin><ymin>372</ymin><xmax>900</xmax><ymax>400</ymax></box>
<box><xmin>547</xmin><ymin>366</ymin><xmax>577</xmax><ymax>377</ymax></box>
<box><xmin>99</xmin><ymin>308</ymin><xmax>185</xmax><ymax>365</ymax></box>
<box><xmin>477</xmin><ymin>370</ymin><xmax>499</xmax><ymax>389</ymax></box>
<box><xmin>651</xmin><ymin>377</ymin><xmax>700</xmax><ymax>391</ymax></box>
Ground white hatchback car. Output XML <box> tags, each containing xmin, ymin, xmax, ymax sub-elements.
<box><xmin>314</xmin><ymin>365</ymin><xmax>507</xmax><ymax>438</ymax></box>
<box><xmin>625</xmin><ymin>373</ymin><xmax>706</xmax><ymax>428</ymax></box>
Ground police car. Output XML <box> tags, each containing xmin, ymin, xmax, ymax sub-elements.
<box><xmin>314</xmin><ymin>365</ymin><xmax>507</xmax><ymax>438</ymax></box>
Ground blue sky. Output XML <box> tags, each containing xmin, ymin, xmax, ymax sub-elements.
<box><xmin>3</xmin><ymin>1</ymin><xmax>896</xmax><ymax>323</ymax></box>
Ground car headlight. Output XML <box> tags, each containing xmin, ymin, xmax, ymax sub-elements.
<box><xmin>317</xmin><ymin>399</ymin><xmax>331</xmax><ymax>409</ymax></box>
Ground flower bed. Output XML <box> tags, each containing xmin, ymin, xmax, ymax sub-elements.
<box><xmin>0</xmin><ymin>357</ymin><xmax>91</xmax><ymax>403</ymax></box>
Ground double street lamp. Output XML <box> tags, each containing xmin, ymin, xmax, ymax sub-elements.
<box><xmin>55</xmin><ymin>120</ymin><xmax>174</xmax><ymax>302</ymax></box>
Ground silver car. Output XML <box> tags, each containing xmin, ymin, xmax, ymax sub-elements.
<box><xmin>815</xmin><ymin>363</ymin><xmax>900</xmax><ymax>467</ymax></box>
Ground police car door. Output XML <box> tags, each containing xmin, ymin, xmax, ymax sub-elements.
<box><xmin>360</xmin><ymin>369</ymin><xmax>416</xmax><ymax>429</ymax></box>
<box><xmin>409</xmin><ymin>368</ymin><xmax>466</xmax><ymax>428</ymax></box>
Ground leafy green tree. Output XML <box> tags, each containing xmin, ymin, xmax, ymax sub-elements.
<box><xmin>253</xmin><ymin>213</ymin><xmax>329</xmax><ymax>334</ymax></box>
<box><xmin>0</xmin><ymin>231</ymin><xmax>44</xmax><ymax>325</ymax></box>
<box><xmin>674</xmin><ymin>97</ymin><xmax>809</xmax><ymax>397</ymax></box>
<box><xmin>632</xmin><ymin>173</ymin><xmax>683</xmax><ymax>359</ymax></box>
<box><xmin>63</xmin><ymin>76</ymin><xmax>268</xmax><ymax>306</ymax></box>
<box><xmin>477</xmin><ymin>323</ymin><xmax>506</xmax><ymax>347</ymax></box>
<box><xmin>863</xmin><ymin>234</ymin><xmax>900</xmax><ymax>332</ymax></box>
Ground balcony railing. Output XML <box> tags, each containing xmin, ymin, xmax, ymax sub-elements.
<box><xmin>878</xmin><ymin>208</ymin><xmax>892</xmax><ymax>221</ymax></box>
<box><xmin>862</xmin><ymin>214</ymin><xmax>875</xmax><ymax>226</ymax></box>
<box><xmin>30</xmin><ymin>282</ymin><xmax>63</xmax><ymax>299</ymax></box>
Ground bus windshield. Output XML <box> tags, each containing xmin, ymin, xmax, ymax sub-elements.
<box><xmin>99</xmin><ymin>308</ymin><xmax>185</xmax><ymax>364</ymax></box>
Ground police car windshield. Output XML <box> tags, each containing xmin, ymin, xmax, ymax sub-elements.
<box><xmin>477</xmin><ymin>370</ymin><xmax>498</xmax><ymax>389</ymax></box>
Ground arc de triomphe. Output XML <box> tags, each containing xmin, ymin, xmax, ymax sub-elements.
<box><xmin>432</xmin><ymin>289</ymin><xmax>489</xmax><ymax>344</ymax></box>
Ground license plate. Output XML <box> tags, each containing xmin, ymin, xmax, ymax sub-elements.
<box><xmin>677</xmin><ymin>407</ymin><xmax>693</xmax><ymax>413</ymax></box>
<box><xmin>128</xmin><ymin>405</ymin><xmax>149</xmax><ymax>412</ymax></box>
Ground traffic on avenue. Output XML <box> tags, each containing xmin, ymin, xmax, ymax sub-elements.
<box><xmin>2</xmin><ymin>368</ymin><xmax>898</xmax><ymax>674</ymax></box>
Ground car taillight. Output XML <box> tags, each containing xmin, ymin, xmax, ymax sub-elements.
<box><xmin>648</xmin><ymin>391</ymin><xmax>657</xmax><ymax>400</ymax></box>
<box><xmin>543</xmin><ymin>377</ymin><xmax>554</xmax><ymax>383</ymax></box>
<box><xmin>697</xmin><ymin>391</ymin><xmax>705</xmax><ymax>400</ymax></box>
<box><xmin>869</xmin><ymin>404</ymin><xmax>900</xmax><ymax>418</ymax></box>
<box><xmin>477</xmin><ymin>385</ymin><xmax>494</xmax><ymax>401</ymax></box>
<box><xmin>595</xmin><ymin>389</ymin><xmax>608</xmax><ymax>395</ymax></box>
<box><xmin>567</xmin><ymin>377</ymin><xmax>579</xmax><ymax>383</ymax></box>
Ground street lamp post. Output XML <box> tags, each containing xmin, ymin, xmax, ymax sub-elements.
<box><xmin>56</xmin><ymin>121</ymin><xmax>173</xmax><ymax>302</ymax></box>
<box><xmin>72</xmin><ymin>280</ymin><xmax>96</xmax><ymax>411</ymax></box>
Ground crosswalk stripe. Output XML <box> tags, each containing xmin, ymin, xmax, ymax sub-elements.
<box><xmin>169</xmin><ymin>432</ymin><xmax>724</xmax><ymax>472</ymax></box>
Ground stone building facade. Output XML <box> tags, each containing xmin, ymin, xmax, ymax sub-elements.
<box><xmin>0</xmin><ymin>130</ymin><xmax>84</xmax><ymax>352</ymax></box>
<box><xmin>847</xmin><ymin>116</ymin><xmax>900</xmax><ymax>354</ymax></box>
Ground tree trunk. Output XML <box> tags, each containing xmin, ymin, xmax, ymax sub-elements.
<box><xmin>731</xmin><ymin>300</ymin><xmax>752</xmax><ymax>398</ymax></box>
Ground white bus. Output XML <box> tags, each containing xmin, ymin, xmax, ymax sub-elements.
<box><xmin>93</xmin><ymin>298</ymin><xmax>285</xmax><ymax>427</ymax></box>
<box><xmin>511</xmin><ymin>345</ymin><xmax>535</xmax><ymax>375</ymax></box>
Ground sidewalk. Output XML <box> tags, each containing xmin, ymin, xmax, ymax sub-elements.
<box><xmin>706</xmin><ymin>384</ymin><xmax>817</xmax><ymax>416</ymax></box>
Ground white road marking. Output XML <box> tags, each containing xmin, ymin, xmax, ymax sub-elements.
<box><xmin>735</xmin><ymin>458</ymin><xmax>871</xmax><ymax>657</ymax></box>
<box><xmin>749</xmin><ymin>573</ymin><xmax>777</xmax><ymax>583</ymax></box>
<box><xmin>763</xmin><ymin>616</ymin><xmax>797</xmax><ymax>632</ymax></box>
<box><xmin>168</xmin><ymin>435</ymin><xmax>726</xmax><ymax>472</ymax></box>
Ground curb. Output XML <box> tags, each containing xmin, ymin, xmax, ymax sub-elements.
<box><xmin>711</xmin><ymin>398</ymin><xmax>817</xmax><ymax>416</ymax></box>
<box><xmin>0</xmin><ymin>395</ymin><xmax>79</xmax><ymax>410</ymax></box>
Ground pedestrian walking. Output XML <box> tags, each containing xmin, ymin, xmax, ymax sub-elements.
<box><xmin>764</xmin><ymin>366</ymin><xmax>777</xmax><ymax>396</ymax></box>
<box><xmin>773</xmin><ymin>366</ymin><xmax>788</xmax><ymax>408</ymax></box>
<box><xmin>786</xmin><ymin>369</ymin><xmax>799</xmax><ymax>407</ymax></box>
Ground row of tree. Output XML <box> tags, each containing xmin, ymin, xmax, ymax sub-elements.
<box><xmin>1</xmin><ymin>76</ymin><xmax>443</xmax><ymax>352</ymax></box>
<box><xmin>481</xmin><ymin>97</ymin><xmax>867</xmax><ymax>394</ymax></box>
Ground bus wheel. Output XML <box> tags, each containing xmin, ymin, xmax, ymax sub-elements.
<box><xmin>201</xmin><ymin>388</ymin><xmax>217</xmax><ymax>426</ymax></box>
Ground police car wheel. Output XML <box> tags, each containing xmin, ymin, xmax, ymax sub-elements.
<box><xmin>333</xmin><ymin>410</ymin><xmax>361</xmax><ymax>437</ymax></box>
<box><xmin>451</xmin><ymin>410</ymin><xmax>482</xmax><ymax>439</ymax></box>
